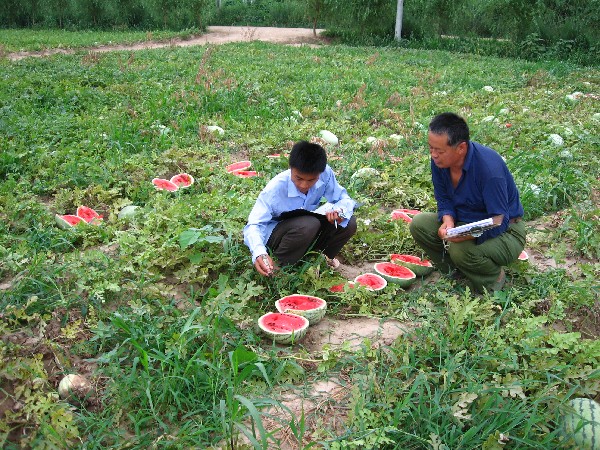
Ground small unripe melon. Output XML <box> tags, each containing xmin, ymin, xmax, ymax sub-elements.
<box><xmin>58</xmin><ymin>374</ymin><xmax>92</xmax><ymax>401</ymax></box>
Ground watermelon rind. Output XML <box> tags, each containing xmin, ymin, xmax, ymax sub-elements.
<box><xmin>373</xmin><ymin>262</ymin><xmax>416</xmax><ymax>288</ymax></box>
<box><xmin>275</xmin><ymin>294</ymin><xmax>327</xmax><ymax>324</ymax></box>
<box><xmin>170</xmin><ymin>173</ymin><xmax>194</xmax><ymax>188</ymax></box>
<box><xmin>258</xmin><ymin>312</ymin><xmax>310</xmax><ymax>344</ymax></box>
<box><xmin>390</xmin><ymin>254</ymin><xmax>434</xmax><ymax>277</ymax></box>
<box><xmin>226</xmin><ymin>161</ymin><xmax>252</xmax><ymax>173</ymax></box>
<box><xmin>354</xmin><ymin>273</ymin><xmax>387</xmax><ymax>291</ymax></box>
<box><xmin>55</xmin><ymin>214</ymin><xmax>84</xmax><ymax>230</ymax></box>
<box><xmin>562</xmin><ymin>397</ymin><xmax>600</xmax><ymax>449</ymax></box>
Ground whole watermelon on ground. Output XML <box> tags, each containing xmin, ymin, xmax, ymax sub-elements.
<box><xmin>562</xmin><ymin>397</ymin><xmax>600</xmax><ymax>449</ymax></box>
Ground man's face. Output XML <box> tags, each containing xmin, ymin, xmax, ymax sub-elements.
<box><xmin>428</xmin><ymin>132</ymin><xmax>466</xmax><ymax>169</ymax></box>
<box><xmin>290</xmin><ymin>168</ymin><xmax>320</xmax><ymax>194</ymax></box>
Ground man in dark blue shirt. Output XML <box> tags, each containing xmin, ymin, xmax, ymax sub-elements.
<box><xmin>409</xmin><ymin>112</ymin><xmax>526</xmax><ymax>292</ymax></box>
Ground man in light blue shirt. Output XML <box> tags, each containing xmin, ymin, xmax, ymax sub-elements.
<box><xmin>244</xmin><ymin>141</ymin><xmax>357</xmax><ymax>276</ymax></box>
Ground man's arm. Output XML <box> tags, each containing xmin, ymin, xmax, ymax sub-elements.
<box><xmin>322</xmin><ymin>168</ymin><xmax>356</xmax><ymax>226</ymax></box>
<box><xmin>431</xmin><ymin>161</ymin><xmax>455</xmax><ymax>222</ymax></box>
<box><xmin>243</xmin><ymin>193</ymin><xmax>272</xmax><ymax>265</ymax></box>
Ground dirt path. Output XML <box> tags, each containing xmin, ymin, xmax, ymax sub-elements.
<box><xmin>6</xmin><ymin>26</ymin><xmax>328</xmax><ymax>61</ymax></box>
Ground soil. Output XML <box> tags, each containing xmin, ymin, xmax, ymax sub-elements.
<box><xmin>6</xmin><ymin>26</ymin><xmax>329</xmax><ymax>61</ymax></box>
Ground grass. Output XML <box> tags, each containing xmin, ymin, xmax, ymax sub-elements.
<box><xmin>0</xmin><ymin>30</ymin><xmax>599</xmax><ymax>449</ymax></box>
<box><xmin>0</xmin><ymin>28</ymin><xmax>199</xmax><ymax>53</ymax></box>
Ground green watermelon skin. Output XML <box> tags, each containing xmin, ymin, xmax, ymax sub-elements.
<box><xmin>390</xmin><ymin>254</ymin><xmax>434</xmax><ymax>277</ymax></box>
<box><xmin>563</xmin><ymin>398</ymin><xmax>600</xmax><ymax>449</ymax></box>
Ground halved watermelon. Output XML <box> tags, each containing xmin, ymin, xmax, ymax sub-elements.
<box><xmin>329</xmin><ymin>282</ymin><xmax>355</xmax><ymax>293</ymax></box>
<box><xmin>231</xmin><ymin>170</ymin><xmax>259</xmax><ymax>178</ymax></box>
<box><xmin>354</xmin><ymin>273</ymin><xmax>387</xmax><ymax>291</ymax></box>
<box><xmin>373</xmin><ymin>262</ymin><xmax>416</xmax><ymax>288</ymax></box>
<box><xmin>226</xmin><ymin>161</ymin><xmax>252</xmax><ymax>173</ymax></box>
<box><xmin>152</xmin><ymin>178</ymin><xmax>179</xmax><ymax>192</ymax></box>
<box><xmin>275</xmin><ymin>294</ymin><xmax>327</xmax><ymax>324</ymax></box>
<box><xmin>257</xmin><ymin>312</ymin><xmax>309</xmax><ymax>344</ymax></box>
<box><xmin>518</xmin><ymin>250</ymin><xmax>529</xmax><ymax>261</ymax></box>
<box><xmin>55</xmin><ymin>214</ymin><xmax>84</xmax><ymax>229</ymax></box>
<box><xmin>390</xmin><ymin>254</ymin><xmax>433</xmax><ymax>277</ymax></box>
<box><xmin>170</xmin><ymin>173</ymin><xmax>194</xmax><ymax>188</ymax></box>
<box><xmin>390</xmin><ymin>208</ymin><xmax>421</xmax><ymax>223</ymax></box>
<box><xmin>76</xmin><ymin>206</ymin><xmax>103</xmax><ymax>224</ymax></box>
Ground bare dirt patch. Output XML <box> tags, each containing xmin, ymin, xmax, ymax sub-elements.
<box><xmin>6</xmin><ymin>26</ymin><xmax>328</xmax><ymax>61</ymax></box>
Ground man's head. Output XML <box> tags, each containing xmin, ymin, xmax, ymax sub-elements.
<box><xmin>428</xmin><ymin>113</ymin><xmax>470</xmax><ymax>169</ymax></box>
<box><xmin>289</xmin><ymin>141</ymin><xmax>327</xmax><ymax>194</ymax></box>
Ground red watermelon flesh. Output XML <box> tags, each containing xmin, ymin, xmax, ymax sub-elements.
<box><xmin>354</xmin><ymin>273</ymin><xmax>387</xmax><ymax>291</ymax></box>
<box><xmin>59</xmin><ymin>215</ymin><xmax>84</xmax><ymax>226</ymax></box>
<box><xmin>329</xmin><ymin>282</ymin><xmax>355</xmax><ymax>292</ymax></box>
<box><xmin>390</xmin><ymin>211</ymin><xmax>412</xmax><ymax>222</ymax></box>
<box><xmin>226</xmin><ymin>161</ymin><xmax>252</xmax><ymax>173</ymax></box>
<box><xmin>76</xmin><ymin>206</ymin><xmax>102</xmax><ymax>223</ymax></box>
<box><xmin>152</xmin><ymin>178</ymin><xmax>179</xmax><ymax>191</ymax></box>
<box><xmin>259</xmin><ymin>313</ymin><xmax>308</xmax><ymax>333</ymax></box>
<box><xmin>390</xmin><ymin>254</ymin><xmax>431</xmax><ymax>266</ymax></box>
<box><xmin>376</xmin><ymin>262</ymin><xmax>414</xmax><ymax>278</ymax></box>
<box><xmin>170</xmin><ymin>173</ymin><xmax>194</xmax><ymax>187</ymax></box>
<box><xmin>518</xmin><ymin>250</ymin><xmax>529</xmax><ymax>261</ymax></box>
<box><xmin>276</xmin><ymin>295</ymin><xmax>324</xmax><ymax>311</ymax></box>
<box><xmin>231</xmin><ymin>170</ymin><xmax>259</xmax><ymax>178</ymax></box>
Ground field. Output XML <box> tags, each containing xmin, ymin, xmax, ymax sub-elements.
<box><xmin>1</xmin><ymin>30</ymin><xmax>599</xmax><ymax>449</ymax></box>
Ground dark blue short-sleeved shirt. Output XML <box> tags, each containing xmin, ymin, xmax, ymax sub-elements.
<box><xmin>432</xmin><ymin>141</ymin><xmax>524</xmax><ymax>244</ymax></box>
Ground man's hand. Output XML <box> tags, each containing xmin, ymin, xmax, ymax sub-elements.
<box><xmin>439</xmin><ymin>215</ymin><xmax>474</xmax><ymax>242</ymax></box>
<box><xmin>255</xmin><ymin>254</ymin><xmax>275</xmax><ymax>276</ymax></box>
<box><xmin>326</xmin><ymin>210</ymin><xmax>343</xmax><ymax>226</ymax></box>
<box><xmin>438</xmin><ymin>215</ymin><xmax>455</xmax><ymax>240</ymax></box>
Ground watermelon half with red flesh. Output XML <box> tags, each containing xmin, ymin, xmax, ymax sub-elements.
<box><xmin>518</xmin><ymin>250</ymin><xmax>528</xmax><ymax>261</ymax></box>
<box><xmin>275</xmin><ymin>294</ymin><xmax>327</xmax><ymax>324</ymax></box>
<box><xmin>390</xmin><ymin>254</ymin><xmax>433</xmax><ymax>276</ymax></box>
<box><xmin>354</xmin><ymin>273</ymin><xmax>387</xmax><ymax>291</ymax></box>
<box><xmin>257</xmin><ymin>312</ymin><xmax>309</xmax><ymax>344</ymax></box>
<box><xmin>152</xmin><ymin>178</ymin><xmax>179</xmax><ymax>191</ymax></box>
<box><xmin>76</xmin><ymin>206</ymin><xmax>103</xmax><ymax>224</ymax></box>
<box><xmin>226</xmin><ymin>161</ymin><xmax>252</xmax><ymax>173</ymax></box>
<box><xmin>329</xmin><ymin>281</ymin><xmax>355</xmax><ymax>293</ymax></box>
<box><xmin>373</xmin><ymin>262</ymin><xmax>416</xmax><ymax>288</ymax></box>
<box><xmin>55</xmin><ymin>214</ymin><xmax>84</xmax><ymax>229</ymax></box>
<box><xmin>170</xmin><ymin>173</ymin><xmax>194</xmax><ymax>188</ymax></box>
<box><xmin>390</xmin><ymin>209</ymin><xmax>421</xmax><ymax>223</ymax></box>
<box><xmin>230</xmin><ymin>170</ymin><xmax>259</xmax><ymax>178</ymax></box>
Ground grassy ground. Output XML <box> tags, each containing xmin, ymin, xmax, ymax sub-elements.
<box><xmin>1</xmin><ymin>32</ymin><xmax>599</xmax><ymax>449</ymax></box>
<box><xmin>0</xmin><ymin>28</ymin><xmax>198</xmax><ymax>53</ymax></box>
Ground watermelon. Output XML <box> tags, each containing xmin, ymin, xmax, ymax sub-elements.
<box><xmin>226</xmin><ymin>161</ymin><xmax>252</xmax><ymax>173</ymax></box>
<box><xmin>170</xmin><ymin>173</ymin><xmax>194</xmax><ymax>188</ymax></box>
<box><xmin>354</xmin><ymin>273</ymin><xmax>387</xmax><ymax>291</ymax></box>
<box><xmin>152</xmin><ymin>178</ymin><xmax>179</xmax><ymax>192</ymax></box>
<box><xmin>319</xmin><ymin>130</ymin><xmax>339</xmax><ymax>146</ymax></box>
<box><xmin>373</xmin><ymin>262</ymin><xmax>416</xmax><ymax>288</ymax></box>
<box><xmin>562</xmin><ymin>397</ymin><xmax>600</xmax><ymax>449</ymax></box>
<box><xmin>76</xmin><ymin>206</ymin><xmax>103</xmax><ymax>224</ymax></box>
<box><xmin>275</xmin><ymin>294</ymin><xmax>327</xmax><ymax>324</ymax></box>
<box><xmin>55</xmin><ymin>214</ymin><xmax>84</xmax><ymax>229</ymax></box>
<box><xmin>390</xmin><ymin>254</ymin><xmax>434</xmax><ymax>277</ymax></box>
<box><xmin>266</xmin><ymin>154</ymin><xmax>281</xmax><ymax>159</ymax></box>
<box><xmin>257</xmin><ymin>312</ymin><xmax>309</xmax><ymax>344</ymax></box>
<box><xmin>329</xmin><ymin>282</ymin><xmax>355</xmax><ymax>293</ymax></box>
<box><xmin>518</xmin><ymin>250</ymin><xmax>529</xmax><ymax>261</ymax></box>
<box><xmin>390</xmin><ymin>208</ymin><xmax>421</xmax><ymax>223</ymax></box>
<box><xmin>118</xmin><ymin>205</ymin><xmax>140</xmax><ymax>220</ymax></box>
<box><xmin>231</xmin><ymin>170</ymin><xmax>259</xmax><ymax>178</ymax></box>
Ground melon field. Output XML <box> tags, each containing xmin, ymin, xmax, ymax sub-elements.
<box><xmin>1</xmin><ymin>29</ymin><xmax>599</xmax><ymax>449</ymax></box>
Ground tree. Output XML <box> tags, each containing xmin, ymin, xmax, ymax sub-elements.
<box><xmin>395</xmin><ymin>0</ymin><xmax>403</xmax><ymax>40</ymax></box>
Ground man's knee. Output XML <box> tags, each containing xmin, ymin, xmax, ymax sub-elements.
<box><xmin>410</xmin><ymin>212</ymin><xmax>438</xmax><ymax>239</ymax></box>
<box><xmin>293</xmin><ymin>216</ymin><xmax>322</xmax><ymax>240</ymax></box>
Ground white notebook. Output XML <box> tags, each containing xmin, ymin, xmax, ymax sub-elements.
<box><xmin>446</xmin><ymin>215</ymin><xmax>502</xmax><ymax>238</ymax></box>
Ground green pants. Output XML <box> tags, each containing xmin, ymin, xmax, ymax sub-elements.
<box><xmin>409</xmin><ymin>212</ymin><xmax>526</xmax><ymax>292</ymax></box>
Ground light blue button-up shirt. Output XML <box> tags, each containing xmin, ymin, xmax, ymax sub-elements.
<box><xmin>243</xmin><ymin>166</ymin><xmax>356</xmax><ymax>263</ymax></box>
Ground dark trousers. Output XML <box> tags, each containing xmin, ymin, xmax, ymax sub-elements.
<box><xmin>266</xmin><ymin>215</ymin><xmax>357</xmax><ymax>266</ymax></box>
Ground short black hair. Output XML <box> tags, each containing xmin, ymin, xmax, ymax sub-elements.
<box><xmin>429</xmin><ymin>112</ymin><xmax>470</xmax><ymax>147</ymax></box>
<box><xmin>289</xmin><ymin>141</ymin><xmax>327</xmax><ymax>174</ymax></box>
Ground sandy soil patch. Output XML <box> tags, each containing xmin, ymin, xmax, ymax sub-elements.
<box><xmin>6</xmin><ymin>26</ymin><xmax>328</xmax><ymax>61</ymax></box>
